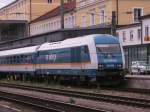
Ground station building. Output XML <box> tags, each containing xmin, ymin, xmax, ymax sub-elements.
<box><xmin>30</xmin><ymin>0</ymin><xmax>150</xmax><ymax>36</ymax></box>
<box><xmin>117</xmin><ymin>14</ymin><xmax>150</xmax><ymax>68</ymax></box>
<box><xmin>0</xmin><ymin>0</ymin><xmax>71</xmax><ymax>21</ymax></box>
<box><xmin>0</xmin><ymin>0</ymin><xmax>73</xmax><ymax>40</ymax></box>
<box><xmin>75</xmin><ymin>0</ymin><xmax>150</xmax><ymax>27</ymax></box>
<box><xmin>30</xmin><ymin>1</ymin><xmax>76</xmax><ymax>36</ymax></box>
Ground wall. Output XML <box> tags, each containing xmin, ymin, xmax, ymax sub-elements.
<box><xmin>30</xmin><ymin>12</ymin><xmax>75</xmax><ymax>36</ymax></box>
<box><xmin>125</xmin><ymin>75</ymin><xmax>150</xmax><ymax>89</ymax></box>
<box><xmin>117</xmin><ymin>0</ymin><xmax>150</xmax><ymax>25</ymax></box>
<box><xmin>117</xmin><ymin>25</ymin><xmax>141</xmax><ymax>46</ymax></box>
<box><xmin>75</xmin><ymin>0</ymin><xmax>150</xmax><ymax>27</ymax></box>
<box><xmin>0</xmin><ymin>0</ymin><xmax>60</xmax><ymax>22</ymax></box>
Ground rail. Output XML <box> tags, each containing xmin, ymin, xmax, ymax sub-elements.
<box><xmin>0</xmin><ymin>83</ymin><xmax>150</xmax><ymax>109</ymax></box>
<box><xmin>0</xmin><ymin>90</ymin><xmax>110</xmax><ymax>112</ymax></box>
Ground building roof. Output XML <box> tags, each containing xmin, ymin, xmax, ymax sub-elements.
<box><xmin>0</xmin><ymin>20</ymin><xmax>27</xmax><ymax>24</ymax></box>
<box><xmin>31</xmin><ymin>1</ymin><xmax>76</xmax><ymax>24</ymax></box>
<box><xmin>117</xmin><ymin>23</ymin><xmax>141</xmax><ymax>30</ymax></box>
<box><xmin>0</xmin><ymin>0</ymin><xmax>18</xmax><ymax>10</ymax></box>
<box><xmin>140</xmin><ymin>14</ymin><xmax>150</xmax><ymax>20</ymax></box>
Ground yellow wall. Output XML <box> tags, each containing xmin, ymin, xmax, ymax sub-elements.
<box><xmin>75</xmin><ymin>0</ymin><xmax>113</xmax><ymax>27</ymax></box>
<box><xmin>0</xmin><ymin>0</ymin><xmax>60</xmax><ymax>21</ymax></box>
<box><xmin>117</xmin><ymin>0</ymin><xmax>150</xmax><ymax>25</ymax></box>
<box><xmin>75</xmin><ymin>0</ymin><xmax>150</xmax><ymax>27</ymax></box>
<box><xmin>31</xmin><ymin>0</ymin><xmax>60</xmax><ymax>20</ymax></box>
<box><xmin>1</xmin><ymin>0</ymin><xmax>150</xmax><ymax>27</ymax></box>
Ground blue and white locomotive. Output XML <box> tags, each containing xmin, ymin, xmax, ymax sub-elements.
<box><xmin>0</xmin><ymin>34</ymin><xmax>125</xmax><ymax>85</ymax></box>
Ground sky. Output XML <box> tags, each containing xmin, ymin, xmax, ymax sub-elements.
<box><xmin>0</xmin><ymin>0</ymin><xmax>15</xmax><ymax>8</ymax></box>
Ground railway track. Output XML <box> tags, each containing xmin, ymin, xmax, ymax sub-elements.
<box><xmin>0</xmin><ymin>90</ymin><xmax>109</xmax><ymax>112</ymax></box>
<box><xmin>101</xmin><ymin>87</ymin><xmax>150</xmax><ymax>94</ymax></box>
<box><xmin>0</xmin><ymin>83</ymin><xmax>150</xmax><ymax>109</ymax></box>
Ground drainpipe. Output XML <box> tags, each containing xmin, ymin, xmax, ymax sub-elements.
<box><xmin>116</xmin><ymin>0</ymin><xmax>119</xmax><ymax>25</ymax></box>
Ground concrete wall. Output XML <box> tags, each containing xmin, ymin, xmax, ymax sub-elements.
<box><xmin>125</xmin><ymin>75</ymin><xmax>150</xmax><ymax>89</ymax></box>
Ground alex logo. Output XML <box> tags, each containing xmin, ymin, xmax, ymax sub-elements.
<box><xmin>46</xmin><ymin>54</ymin><xmax>57</xmax><ymax>62</ymax></box>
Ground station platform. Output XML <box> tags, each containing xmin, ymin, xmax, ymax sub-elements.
<box><xmin>125</xmin><ymin>75</ymin><xmax>150</xmax><ymax>89</ymax></box>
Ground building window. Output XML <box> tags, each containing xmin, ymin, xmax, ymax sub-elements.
<box><xmin>90</xmin><ymin>13</ymin><xmax>95</xmax><ymax>25</ymax></box>
<box><xmin>145</xmin><ymin>26</ymin><xmax>149</xmax><ymax>37</ymax></box>
<box><xmin>82</xmin><ymin>16</ymin><xmax>86</xmax><ymax>27</ymax></box>
<box><xmin>100</xmin><ymin>9</ymin><xmax>105</xmax><ymax>23</ymax></box>
<box><xmin>123</xmin><ymin>31</ymin><xmax>126</xmax><ymax>42</ymax></box>
<box><xmin>133</xmin><ymin>8</ymin><xmax>142</xmax><ymax>23</ymax></box>
<box><xmin>130</xmin><ymin>30</ymin><xmax>134</xmax><ymax>41</ymax></box>
<box><xmin>137</xmin><ymin>29</ymin><xmax>141</xmax><ymax>40</ymax></box>
<box><xmin>48</xmin><ymin>0</ymin><xmax>52</xmax><ymax>3</ymax></box>
<box><xmin>71</xmin><ymin>15</ymin><xmax>75</xmax><ymax>26</ymax></box>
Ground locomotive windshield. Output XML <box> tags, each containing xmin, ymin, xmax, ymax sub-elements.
<box><xmin>96</xmin><ymin>44</ymin><xmax>121</xmax><ymax>53</ymax></box>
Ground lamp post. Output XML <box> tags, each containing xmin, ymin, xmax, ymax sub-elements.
<box><xmin>60</xmin><ymin>0</ymin><xmax>64</xmax><ymax>29</ymax></box>
<box><xmin>116</xmin><ymin>0</ymin><xmax>119</xmax><ymax>25</ymax></box>
<box><xmin>29</xmin><ymin>0</ymin><xmax>32</xmax><ymax>36</ymax></box>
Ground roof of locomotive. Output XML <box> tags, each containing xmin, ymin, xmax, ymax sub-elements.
<box><xmin>38</xmin><ymin>34</ymin><xmax>119</xmax><ymax>51</ymax></box>
<box><xmin>94</xmin><ymin>34</ymin><xmax>119</xmax><ymax>44</ymax></box>
<box><xmin>38</xmin><ymin>34</ymin><xmax>94</xmax><ymax>51</ymax></box>
<box><xmin>0</xmin><ymin>46</ymin><xmax>38</xmax><ymax>57</ymax></box>
<box><xmin>0</xmin><ymin>34</ymin><xmax>119</xmax><ymax>57</ymax></box>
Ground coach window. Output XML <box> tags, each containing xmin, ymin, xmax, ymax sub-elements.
<box><xmin>14</xmin><ymin>56</ymin><xmax>17</xmax><ymax>64</ymax></box>
<box><xmin>3</xmin><ymin>58</ymin><xmax>5</xmax><ymax>64</ymax></box>
<box><xmin>1</xmin><ymin>58</ymin><xmax>3</xmax><ymax>64</ymax></box>
<box><xmin>12</xmin><ymin>56</ymin><xmax>15</xmax><ymax>64</ymax></box>
<box><xmin>10</xmin><ymin>56</ymin><xmax>13</xmax><ymax>64</ymax></box>
<box><xmin>0</xmin><ymin>58</ymin><xmax>2</xmax><ymax>64</ymax></box>
<box><xmin>16</xmin><ymin>56</ymin><xmax>19</xmax><ymax>64</ymax></box>
<box><xmin>24</xmin><ymin>55</ymin><xmax>27</xmax><ymax>63</ymax></box>
<box><xmin>2</xmin><ymin>58</ymin><xmax>4</xmax><ymax>64</ymax></box>
<box><xmin>7</xmin><ymin>57</ymin><xmax>9</xmax><ymax>64</ymax></box>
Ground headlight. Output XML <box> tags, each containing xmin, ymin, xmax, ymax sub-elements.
<box><xmin>99</xmin><ymin>64</ymin><xmax>104</xmax><ymax>69</ymax></box>
<box><xmin>117</xmin><ymin>64</ymin><xmax>122</xmax><ymax>68</ymax></box>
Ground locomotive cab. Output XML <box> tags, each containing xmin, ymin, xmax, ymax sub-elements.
<box><xmin>94</xmin><ymin>35</ymin><xmax>125</xmax><ymax>85</ymax></box>
<box><xmin>96</xmin><ymin>44</ymin><xmax>123</xmax><ymax>70</ymax></box>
